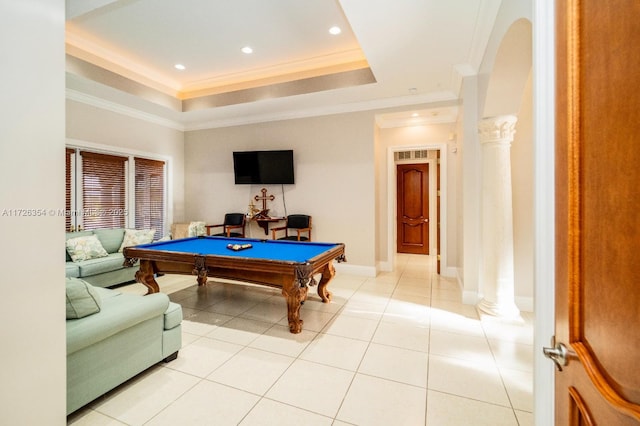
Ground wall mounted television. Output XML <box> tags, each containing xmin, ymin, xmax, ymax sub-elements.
<box><xmin>233</xmin><ymin>150</ymin><xmax>295</xmax><ymax>184</ymax></box>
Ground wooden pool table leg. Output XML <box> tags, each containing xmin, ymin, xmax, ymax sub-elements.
<box><xmin>135</xmin><ymin>260</ymin><xmax>159</xmax><ymax>294</ymax></box>
<box><xmin>282</xmin><ymin>280</ymin><xmax>309</xmax><ymax>334</ymax></box>
<box><xmin>316</xmin><ymin>261</ymin><xmax>335</xmax><ymax>303</ymax></box>
<box><xmin>193</xmin><ymin>255</ymin><xmax>208</xmax><ymax>286</ymax></box>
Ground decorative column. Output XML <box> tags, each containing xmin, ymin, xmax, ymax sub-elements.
<box><xmin>477</xmin><ymin>115</ymin><xmax>520</xmax><ymax>318</ymax></box>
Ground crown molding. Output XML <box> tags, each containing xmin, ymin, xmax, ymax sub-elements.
<box><xmin>185</xmin><ymin>91</ymin><xmax>457</xmax><ymax>131</ymax></box>
<box><xmin>66</xmin><ymin>88</ymin><xmax>185</xmax><ymax>131</ymax></box>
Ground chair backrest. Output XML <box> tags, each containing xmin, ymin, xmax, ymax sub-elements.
<box><xmin>287</xmin><ymin>214</ymin><xmax>310</xmax><ymax>229</ymax></box>
<box><xmin>224</xmin><ymin>213</ymin><xmax>246</xmax><ymax>226</ymax></box>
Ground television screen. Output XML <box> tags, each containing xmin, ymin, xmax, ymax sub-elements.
<box><xmin>233</xmin><ymin>150</ymin><xmax>294</xmax><ymax>184</ymax></box>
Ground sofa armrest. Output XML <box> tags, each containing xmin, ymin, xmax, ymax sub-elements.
<box><xmin>67</xmin><ymin>292</ymin><xmax>169</xmax><ymax>354</ymax></box>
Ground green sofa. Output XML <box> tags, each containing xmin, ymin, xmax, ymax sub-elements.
<box><xmin>66</xmin><ymin>280</ymin><xmax>182</xmax><ymax>415</ymax></box>
<box><xmin>65</xmin><ymin>228</ymin><xmax>144</xmax><ymax>288</ymax></box>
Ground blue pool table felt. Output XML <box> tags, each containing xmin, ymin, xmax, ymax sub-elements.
<box><xmin>136</xmin><ymin>236</ymin><xmax>339</xmax><ymax>263</ymax></box>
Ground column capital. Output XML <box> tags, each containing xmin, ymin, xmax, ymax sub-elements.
<box><xmin>478</xmin><ymin>115</ymin><xmax>518</xmax><ymax>145</ymax></box>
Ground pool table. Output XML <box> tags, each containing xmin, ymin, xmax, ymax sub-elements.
<box><xmin>123</xmin><ymin>236</ymin><xmax>346</xmax><ymax>333</ymax></box>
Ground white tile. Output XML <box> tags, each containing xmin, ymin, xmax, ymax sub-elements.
<box><xmin>207</xmin><ymin>347</ymin><xmax>294</xmax><ymax>395</ymax></box>
<box><xmin>302</xmin><ymin>295</ymin><xmax>343</xmax><ymax>314</ymax></box>
<box><xmin>240</xmin><ymin>295</ymin><xmax>288</xmax><ymax>323</ymax></box>
<box><xmin>67</xmin><ymin>408</ymin><xmax>127</xmax><ymax>425</ymax></box>
<box><xmin>427</xmin><ymin>354</ymin><xmax>511</xmax><ymax>407</ymax></box>
<box><xmin>300</xmin><ymin>333</ymin><xmax>370</xmax><ymax>371</ymax></box>
<box><xmin>205</xmin><ymin>296</ymin><xmax>260</xmax><ymax>316</ymax></box>
<box><xmin>165</xmin><ymin>336</ymin><xmax>243</xmax><ymax>378</ymax></box>
<box><xmin>266</xmin><ymin>359</ymin><xmax>354</xmax><ymax>418</ymax></box>
<box><xmin>426</xmin><ymin>390</ymin><xmax>519</xmax><ymax>426</ymax></box>
<box><xmin>339</xmin><ymin>299</ymin><xmax>385</xmax><ymax>321</ymax></box>
<box><xmin>205</xmin><ymin>316</ymin><xmax>271</xmax><ymax>345</ymax></box>
<box><xmin>482</xmin><ymin>316</ymin><xmax>534</xmax><ymax>345</ymax></box>
<box><xmin>382</xmin><ymin>298</ymin><xmax>430</xmax><ymax>326</ymax></box>
<box><xmin>489</xmin><ymin>339</ymin><xmax>534</xmax><ymax>373</ymax></box>
<box><xmin>277</xmin><ymin>307</ymin><xmax>336</xmax><ymax>332</ymax></box>
<box><xmin>501</xmin><ymin>368</ymin><xmax>534</xmax><ymax>412</ymax></box>
<box><xmin>429</xmin><ymin>329</ymin><xmax>495</xmax><ymax>366</ymax></box>
<box><xmin>91</xmin><ymin>366</ymin><xmax>200</xmax><ymax>425</ymax></box>
<box><xmin>515</xmin><ymin>409</ymin><xmax>534</xmax><ymax>426</ymax></box>
<box><xmin>182</xmin><ymin>310</ymin><xmax>234</xmax><ymax>331</ymax></box>
<box><xmin>429</xmin><ymin>304</ymin><xmax>484</xmax><ymax>336</ymax></box>
<box><xmin>321</xmin><ymin>314</ymin><xmax>379</xmax><ymax>341</ymax></box>
<box><xmin>145</xmin><ymin>380</ymin><xmax>259</xmax><ymax>426</ymax></box>
<box><xmin>336</xmin><ymin>373</ymin><xmax>426</xmax><ymax>425</ymax></box>
<box><xmin>239</xmin><ymin>398</ymin><xmax>332</xmax><ymax>426</ymax></box>
<box><xmin>430</xmin><ymin>285</ymin><xmax>463</xmax><ymax>302</ymax></box>
<box><xmin>372</xmin><ymin>320</ymin><xmax>430</xmax><ymax>352</ymax></box>
<box><xmin>359</xmin><ymin>343</ymin><xmax>428</xmax><ymax>387</ymax></box>
<box><xmin>249</xmin><ymin>324</ymin><xmax>316</xmax><ymax>357</ymax></box>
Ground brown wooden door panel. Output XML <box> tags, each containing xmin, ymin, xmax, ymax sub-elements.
<box><xmin>396</xmin><ymin>163</ymin><xmax>429</xmax><ymax>254</ymax></box>
<box><xmin>555</xmin><ymin>0</ymin><xmax>640</xmax><ymax>423</ymax></box>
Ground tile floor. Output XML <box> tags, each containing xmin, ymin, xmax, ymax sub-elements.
<box><xmin>67</xmin><ymin>254</ymin><xmax>533</xmax><ymax>426</ymax></box>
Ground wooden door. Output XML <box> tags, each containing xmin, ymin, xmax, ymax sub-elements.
<box><xmin>553</xmin><ymin>0</ymin><xmax>640</xmax><ymax>423</ymax></box>
<box><xmin>396</xmin><ymin>163</ymin><xmax>429</xmax><ymax>254</ymax></box>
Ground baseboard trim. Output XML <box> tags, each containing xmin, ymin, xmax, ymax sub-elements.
<box><xmin>335</xmin><ymin>263</ymin><xmax>377</xmax><ymax>277</ymax></box>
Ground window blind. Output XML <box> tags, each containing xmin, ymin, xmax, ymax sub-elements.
<box><xmin>65</xmin><ymin>148</ymin><xmax>75</xmax><ymax>231</ymax></box>
<box><xmin>80</xmin><ymin>151</ymin><xmax>127</xmax><ymax>230</ymax></box>
<box><xmin>134</xmin><ymin>157</ymin><xmax>165</xmax><ymax>239</ymax></box>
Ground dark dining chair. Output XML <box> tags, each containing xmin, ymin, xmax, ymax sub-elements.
<box><xmin>271</xmin><ymin>214</ymin><xmax>312</xmax><ymax>241</ymax></box>
<box><xmin>206</xmin><ymin>213</ymin><xmax>246</xmax><ymax>237</ymax></box>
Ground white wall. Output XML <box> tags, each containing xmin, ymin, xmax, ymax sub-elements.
<box><xmin>512</xmin><ymin>74</ymin><xmax>534</xmax><ymax>307</ymax></box>
<box><xmin>184</xmin><ymin>111</ymin><xmax>376</xmax><ymax>272</ymax></box>
<box><xmin>66</xmin><ymin>100</ymin><xmax>186</xmax><ymax>226</ymax></box>
<box><xmin>0</xmin><ymin>1</ymin><xmax>66</xmax><ymax>423</ymax></box>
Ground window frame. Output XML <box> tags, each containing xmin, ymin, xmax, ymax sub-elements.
<box><xmin>66</xmin><ymin>142</ymin><xmax>169</xmax><ymax>237</ymax></box>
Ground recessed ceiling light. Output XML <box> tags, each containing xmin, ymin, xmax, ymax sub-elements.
<box><xmin>412</xmin><ymin>113</ymin><xmax>419</xmax><ymax>117</ymax></box>
<box><xmin>329</xmin><ymin>26</ymin><xmax>341</xmax><ymax>35</ymax></box>
<box><xmin>174</xmin><ymin>64</ymin><xmax>186</xmax><ymax>70</ymax></box>
<box><xmin>241</xmin><ymin>46</ymin><xmax>253</xmax><ymax>54</ymax></box>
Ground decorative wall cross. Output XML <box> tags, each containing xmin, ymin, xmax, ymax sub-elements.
<box><xmin>254</xmin><ymin>188</ymin><xmax>275</xmax><ymax>212</ymax></box>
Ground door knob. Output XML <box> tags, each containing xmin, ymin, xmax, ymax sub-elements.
<box><xmin>423</xmin><ymin>218</ymin><xmax>429</xmax><ymax>223</ymax></box>
<box><xmin>543</xmin><ymin>337</ymin><xmax>569</xmax><ymax>371</ymax></box>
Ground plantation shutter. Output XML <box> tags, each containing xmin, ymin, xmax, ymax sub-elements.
<box><xmin>80</xmin><ymin>151</ymin><xmax>127</xmax><ymax>230</ymax></box>
<box><xmin>135</xmin><ymin>157</ymin><xmax>165</xmax><ymax>239</ymax></box>
<box><xmin>65</xmin><ymin>148</ymin><xmax>74</xmax><ymax>231</ymax></box>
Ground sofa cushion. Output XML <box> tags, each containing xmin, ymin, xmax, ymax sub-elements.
<box><xmin>93</xmin><ymin>228</ymin><xmax>126</xmax><ymax>254</ymax></box>
<box><xmin>67</xmin><ymin>235</ymin><xmax>109</xmax><ymax>262</ymax></box>
<box><xmin>65</xmin><ymin>231</ymin><xmax>94</xmax><ymax>261</ymax></box>
<box><xmin>66</xmin><ymin>263</ymin><xmax>80</xmax><ymax>278</ymax></box>
<box><xmin>76</xmin><ymin>253</ymin><xmax>126</xmax><ymax>277</ymax></box>
<box><xmin>66</xmin><ymin>278</ymin><xmax>102</xmax><ymax>319</ymax></box>
<box><xmin>164</xmin><ymin>302</ymin><xmax>183</xmax><ymax>330</ymax></box>
<box><xmin>66</xmin><ymin>291</ymin><xmax>170</xmax><ymax>355</ymax></box>
<box><xmin>118</xmin><ymin>228</ymin><xmax>155</xmax><ymax>252</ymax></box>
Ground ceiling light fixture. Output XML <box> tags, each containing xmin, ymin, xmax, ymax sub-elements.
<box><xmin>329</xmin><ymin>26</ymin><xmax>341</xmax><ymax>35</ymax></box>
<box><xmin>174</xmin><ymin>64</ymin><xmax>186</xmax><ymax>70</ymax></box>
<box><xmin>241</xmin><ymin>46</ymin><xmax>253</xmax><ymax>54</ymax></box>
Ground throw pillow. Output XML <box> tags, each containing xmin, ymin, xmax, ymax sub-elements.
<box><xmin>118</xmin><ymin>228</ymin><xmax>155</xmax><ymax>252</ymax></box>
<box><xmin>188</xmin><ymin>221</ymin><xmax>206</xmax><ymax>237</ymax></box>
<box><xmin>66</xmin><ymin>235</ymin><xmax>109</xmax><ymax>262</ymax></box>
<box><xmin>66</xmin><ymin>277</ymin><xmax>102</xmax><ymax>319</ymax></box>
